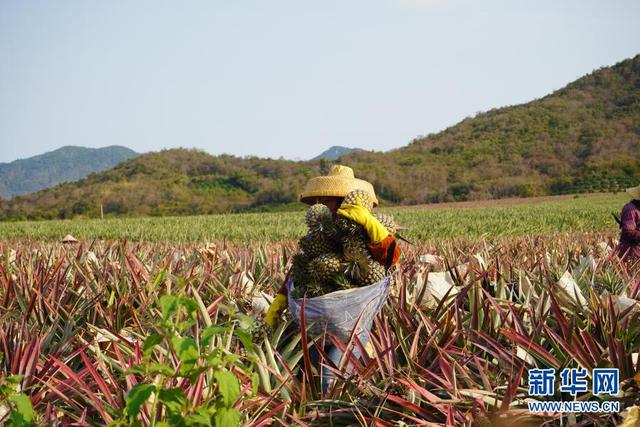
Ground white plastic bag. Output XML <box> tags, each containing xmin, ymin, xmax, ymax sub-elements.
<box><xmin>287</xmin><ymin>276</ymin><xmax>391</xmax><ymax>341</ymax></box>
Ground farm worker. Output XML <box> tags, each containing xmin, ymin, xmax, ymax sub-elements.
<box><xmin>617</xmin><ymin>184</ymin><xmax>640</xmax><ymax>261</ymax></box>
<box><xmin>264</xmin><ymin>165</ymin><xmax>400</xmax><ymax>390</ymax></box>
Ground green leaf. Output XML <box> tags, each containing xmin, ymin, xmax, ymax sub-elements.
<box><xmin>214</xmin><ymin>407</ymin><xmax>239</xmax><ymax>427</ymax></box>
<box><xmin>160</xmin><ymin>295</ymin><xmax>179</xmax><ymax>320</ymax></box>
<box><xmin>201</xmin><ymin>325</ymin><xmax>226</xmax><ymax>347</ymax></box>
<box><xmin>222</xmin><ymin>354</ymin><xmax>240</xmax><ymax>366</ymax></box>
<box><xmin>158</xmin><ymin>387</ymin><xmax>186</xmax><ymax>415</ymax></box>
<box><xmin>180</xmin><ymin>298</ymin><xmax>199</xmax><ymax>317</ymax></box>
<box><xmin>152</xmin><ymin>271</ymin><xmax>165</xmax><ymax>289</ymax></box>
<box><xmin>146</xmin><ymin>363</ymin><xmax>175</xmax><ymax>377</ymax></box>
<box><xmin>143</xmin><ymin>333</ymin><xmax>164</xmax><ymax>357</ymax></box>
<box><xmin>171</xmin><ymin>336</ymin><xmax>199</xmax><ymax>374</ymax></box>
<box><xmin>184</xmin><ymin>406</ymin><xmax>213</xmax><ymax>426</ymax></box>
<box><xmin>177</xmin><ymin>319</ymin><xmax>196</xmax><ymax>332</ymax></box>
<box><xmin>124</xmin><ymin>366</ymin><xmax>146</xmax><ymax>375</ymax></box>
<box><xmin>6</xmin><ymin>375</ymin><xmax>24</xmax><ymax>386</ymax></box>
<box><xmin>251</xmin><ymin>372</ymin><xmax>260</xmax><ymax>395</ymax></box>
<box><xmin>8</xmin><ymin>394</ymin><xmax>33</xmax><ymax>426</ymax></box>
<box><xmin>124</xmin><ymin>384</ymin><xmax>156</xmax><ymax>417</ymax></box>
<box><xmin>206</xmin><ymin>354</ymin><xmax>223</xmax><ymax>367</ymax></box>
<box><xmin>234</xmin><ymin>329</ymin><xmax>253</xmax><ymax>352</ymax></box>
<box><xmin>214</xmin><ymin>370</ymin><xmax>240</xmax><ymax>407</ymax></box>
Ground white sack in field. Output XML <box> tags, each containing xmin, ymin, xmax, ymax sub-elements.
<box><xmin>251</xmin><ymin>291</ymin><xmax>272</xmax><ymax>314</ymax></box>
<box><xmin>287</xmin><ymin>276</ymin><xmax>391</xmax><ymax>341</ymax></box>
<box><xmin>419</xmin><ymin>254</ymin><xmax>444</xmax><ymax>266</ymax></box>
<box><xmin>412</xmin><ymin>267</ymin><xmax>461</xmax><ymax>309</ymax></box>
<box><xmin>557</xmin><ymin>271</ymin><xmax>588</xmax><ymax>307</ymax></box>
<box><xmin>602</xmin><ymin>292</ymin><xmax>640</xmax><ymax>315</ymax></box>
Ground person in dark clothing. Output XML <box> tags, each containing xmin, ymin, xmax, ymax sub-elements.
<box><xmin>618</xmin><ymin>185</ymin><xmax>640</xmax><ymax>261</ymax></box>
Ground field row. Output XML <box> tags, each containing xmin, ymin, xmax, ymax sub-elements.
<box><xmin>0</xmin><ymin>193</ymin><xmax>627</xmax><ymax>241</ymax></box>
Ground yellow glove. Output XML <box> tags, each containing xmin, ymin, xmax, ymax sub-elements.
<box><xmin>264</xmin><ymin>293</ymin><xmax>288</xmax><ymax>327</ymax></box>
<box><xmin>337</xmin><ymin>197</ymin><xmax>389</xmax><ymax>244</ymax></box>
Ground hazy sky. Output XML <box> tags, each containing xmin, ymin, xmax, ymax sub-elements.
<box><xmin>1</xmin><ymin>0</ymin><xmax>639</xmax><ymax>163</ymax></box>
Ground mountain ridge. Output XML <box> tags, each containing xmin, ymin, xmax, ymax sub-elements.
<box><xmin>312</xmin><ymin>146</ymin><xmax>363</xmax><ymax>161</ymax></box>
<box><xmin>0</xmin><ymin>145</ymin><xmax>139</xmax><ymax>199</ymax></box>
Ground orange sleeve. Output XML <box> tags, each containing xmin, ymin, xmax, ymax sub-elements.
<box><xmin>368</xmin><ymin>235</ymin><xmax>401</xmax><ymax>268</ymax></box>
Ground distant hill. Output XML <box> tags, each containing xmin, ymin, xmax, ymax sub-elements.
<box><xmin>0</xmin><ymin>149</ymin><xmax>320</xmax><ymax>219</ymax></box>
<box><xmin>2</xmin><ymin>54</ymin><xmax>640</xmax><ymax>220</ymax></box>
<box><xmin>0</xmin><ymin>146</ymin><xmax>139</xmax><ymax>199</ymax></box>
<box><xmin>312</xmin><ymin>146</ymin><xmax>363</xmax><ymax>161</ymax></box>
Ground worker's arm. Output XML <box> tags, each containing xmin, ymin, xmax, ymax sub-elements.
<box><xmin>368</xmin><ymin>234</ymin><xmax>401</xmax><ymax>268</ymax></box>
<box><xmin>621</xmin><ymin>205</ymin><xmax>640</xmax><ymax>244</ymax></box>
<box><xmin>337</xmin><ymin>197</ymin><xmax>401</xmax><ymax>268</ymax></box>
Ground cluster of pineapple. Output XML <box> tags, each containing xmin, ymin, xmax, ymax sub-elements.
<box><xmin>290</xmin><ymin>189</ymin><xmax>399</xmax><ymax>298</ymax></box>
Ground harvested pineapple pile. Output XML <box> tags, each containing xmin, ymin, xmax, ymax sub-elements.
<box><xmin>290</xmin><ymin>189</ymin><xmax>399</xmax><ymax>298</ymax></box>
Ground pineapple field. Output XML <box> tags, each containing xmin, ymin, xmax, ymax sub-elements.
<box><xmin>1</xmin><ymin>193</ymin><xmax>639</xmax><ymax>426</ymax></box>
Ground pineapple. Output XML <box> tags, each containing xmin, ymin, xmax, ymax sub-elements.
<box><xmin>373</xmin><ymin>212</ymin><xmax>399</xmax><ymax>234</ymax></box>
<box><xmin>341</xmin><ymin>232</ymin><xmax>370</xmax><ymax>259</ymax></box>
<box><xmin>343</xmin><ymin>189</ymin><xmax>375</xmax><ymax>211</ymax></box>
<box><xmin>334</xmin><ymin>273</ymin><xmax>357</xmax><ymax>291</ymax></box>
<box><xmin>358</xmin><ymin>259</ymin><xmax>386</xmax><ymax>286</ymax></box>
<box><xmin>249</xmin><ymin>316</ymin><xmax>271</xmax><ymax>343</ymax></box>
<box><xmin>335</xmin><ymin>216</ymin><xmax>363</xmax><ymax>237</ymax></box>
<box><xmin>305</xmin><ymin>203</ymin><xmax>333</xmax><ymax>232</ymax></box>
<box><xmin>342</xmin><ymin>234</ymin><xmax>372</xmax><ymax>282</ymax></box>
<box><xmin>308</xmin><ymin>252</ymin><xmax>344</xmax><ymax>283</ymax></box>
<box><xmin>292</xmin><ymin>280</ymin><xmax>337</xmax><ymax>298</ymax></box>
<box><xmin>299</xmin><ymin>231</ymin><xmax>338</xmax><ymax>258</ymax></box>
<box><xmin>290</xmin><ymin>252</ymin><xmax>310</xmax><ymax>288</ymax></box>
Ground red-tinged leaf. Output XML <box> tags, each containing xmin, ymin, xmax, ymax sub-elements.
<box><xmin>579</xmin><ymin>329</ymin><xmax>602</xmax><ymax>367</ymax></box>
<box><xmin>379</xmin><ymin>392</ymin><xmax>432</xmax><ymax>419</ymax></box>
<box><xmin>472</xmin><ymin>356</ymin><xmax>494</xmax><ymax>394</ymax></box>
<box><xmin>367</xmin><ymin>417</ymin><xmax>396</xmax><ymax>427</ymax></box>
<box><xmin>48</xmin><ymin>356</ymin><xmax>112</xmax><ymax>421</ymax></box>
<box><xmin>542</xmin><ymin>326</ymin><xmax>590</xmax><ymax>369</ymax></box>
<box><xmin>501</xmin><ymin>329</ymin><xmax>561</xmax><ymax>369</ymax></box>
<box><xmin>501</xmin><ymin>361</ymin><xmax>526</xmax><ymax>410</ymax></box>
<box><xmin>33</xmin><ymin>374</ymin><xmax>75</xmax><ymax>405</ymax></box>
<box><xmin>254</xmin><ymin>401</ymin><xmax>287</xmax><ymax>427</ymax></box>
<box><xmin>298</xmin><ymin>297</ymin><xmax>317</xmax><ymax>399</ymax></box>
<box><xmin>274</xmin><ymin>351</ymin><xmax>302</xmax><ymax>391</ymax></box>
<box><xmin>437</xmin><ymin>354</ymin><xmax>454</xmax><ymax>388</ymax></box>
<box><xmin>207</xmin><ymin>295</ymin><xmax>224</xmax><ymax>317</ymax></box>
<box><xmin>416</xmin><ymin>364</ymin><xmax>454</xmax><ymax>390</ymax></box>
<box><xmin>398</xmin><ymin>378</ymin><xmax>442</xmax><ymax>410</ymax></box>
<box><xmin>79</xmin><ymin>351</ymin><xmax>119</xmax><ymax>410</ymax></box>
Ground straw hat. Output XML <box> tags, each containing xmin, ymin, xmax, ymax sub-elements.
<box><xmin>299</xmin><ymin>165</ymin><xmax>378</xmax><ymax>206</ymax></box>
<box><xmin>627</xmin><ymin>184</ymin><xmax>640</xmax><ymax>200</ymax></box>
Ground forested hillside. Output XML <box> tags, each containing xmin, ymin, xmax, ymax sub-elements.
<box><xmin>343</xmin><ymin>54</ymin><xmax>640</xmax><ymax>203</ymax></box>
<box><xmin>2</xmin><ymin>55</ymin><xmax>639</xmax><ymax>220</ymax></box>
